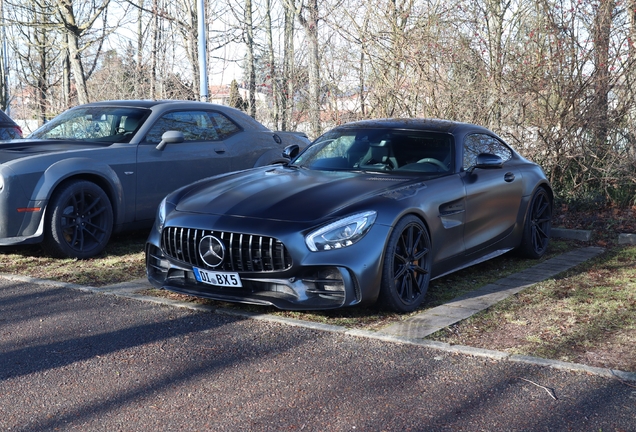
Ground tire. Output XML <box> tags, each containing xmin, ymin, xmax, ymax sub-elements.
<box><xmin>518</xmin><ymin>188</ymin><xmax>552</xmax><ymax>259</ymax></box>
<box><xmin>42</xmin><ymin>180</ymin><xmax>114</xmax><ymax>259</ymax></box>
<box><xmin>378</xmin><ymin>215</ymin><xmax>432</xmax><ymax>313</ymax></box>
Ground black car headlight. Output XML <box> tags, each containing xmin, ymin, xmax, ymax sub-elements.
<box><xmin>305</xmin><ymin>211</ymin><xmax>377</xmax><ymax>252</ymax></box>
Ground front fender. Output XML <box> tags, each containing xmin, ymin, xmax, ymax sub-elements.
<box><xmin>31</xmin><ymin>157</ymin><xmax>126</xmax><ymax>226</ymax></box>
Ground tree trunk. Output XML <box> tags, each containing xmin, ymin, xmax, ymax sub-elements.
<box><xmin>265</xmin><ymin>0</ymin><xmax>279</xmax><ymax>129</ymax></box>
<box><xmin>66</xmin><ymin>29</ymin><xmax>89</xmax><ymax>104</ymax></box>
<box><xmin>297</xmin><ymin>0</ymin><xmax>321</xmax><ymax>138</ymax></box>
<box><xmin>281</xmin><ymin>0</ymin><xmax>295</xmax><ymax>131</ymax></box>
<box><xmin>136</xmin><ymin>0</ymin><xmax>144</xmax><ymax>99</ymax></box>
<box><xmin>150</xmin><ymin>0</ymin><xmax>158</xmax><ymax>99</ymax></box>
<box><xmin>592</xmin><ymin>0</ymin><xmax>615</xmax><ymax>152</ymax></box>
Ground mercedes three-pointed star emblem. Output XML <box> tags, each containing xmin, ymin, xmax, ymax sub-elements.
<box><xmin>198</xmin><ymin>235</ymin><xmax>225</xmax><ymax>268</ymax></box>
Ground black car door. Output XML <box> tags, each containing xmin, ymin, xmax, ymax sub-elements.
<box><xmin>135</xmin><ymin>110</ymin><xmax>242</xmax><ymax>222</ymax></box>
<box><xmin>461</xmin><ymin>133</ymin><xmax>523</xmax><ymax>254</ymax></box>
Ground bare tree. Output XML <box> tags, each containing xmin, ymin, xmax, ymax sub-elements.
<box><xmin>281</xmin><ymin>0</ymin><xmax>295</xmax><ymax>130</ymax></box>
<box><xmin>55</xmin><ymin>0</ymin><xmax>111</xmax><ymax>104</ymax></box>
<box><xmin>296</xmin><ymin>0</ymin><xmax>321</xmax><ymax>138</ymax></box>
<box><xmin>6</xmin><ymin>0</ymin><xmax>61</xmax><ymax>123</ymax></box>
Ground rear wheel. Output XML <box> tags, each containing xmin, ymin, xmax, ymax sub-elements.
<box><xmin>378</xmin><ymin>215</ymin><xmax>432</xmax><ymax>312</ymax></box>
<box><xmin>518</xmin><ymin>188</ymin><xmax>552</xmax><ymax>259</ymax></box>
<box><xmin>43</xmin><ymin>180</ymin><xmax>113</xmax><ymax>259</ymax></box>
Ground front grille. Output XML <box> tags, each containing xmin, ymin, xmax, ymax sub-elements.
<box><xmin>161</xmin><ymin>227</ymin><xmax>292</xmax><ymax>272</ymax></box>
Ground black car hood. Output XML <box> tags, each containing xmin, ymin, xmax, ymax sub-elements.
<box><xmin>0</xmin><ymin>139</ymin><xmax>109</xmax><ymax>163</ymax></box>
<box><xmin>175</xmin><ymin>166</ymin><xmax>423</xmax><ymax>223</ymax></box>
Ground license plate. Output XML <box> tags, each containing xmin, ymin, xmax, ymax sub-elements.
<box><xmin>193</xmin><ymin>267</ymin><xmax>242</xmax><ymax>288</ymax></box>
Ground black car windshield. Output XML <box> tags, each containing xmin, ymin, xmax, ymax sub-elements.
<box><xmin>293</xmin><ymin>128</ymin><xmax>454</xmax><ymax>175</ymax></box>
<box><xmin>29</xmin><ymin>107</ymin><xmax>150</xmax><ymax>143</ymax></box>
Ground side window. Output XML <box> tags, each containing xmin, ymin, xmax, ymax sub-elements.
<box><xmin>144</xmin><ymin>110</ymin><xmax>241</xmax><ymax>144</ymax></box>
<box><xmin>463</xmin><ymin>133</ymin><xmax>512</xmax><ymax>170</ymax></box>
<box><xmin>210</xmin><ymin>112</ymin><xmax>241</xmax><ymax>140</ymax></box>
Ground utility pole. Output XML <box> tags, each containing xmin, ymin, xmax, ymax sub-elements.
<box><xmin>0</xmin><ymin>0</ymin><xmax>9</xmax><ymax>114</ymax></box>
<box><xmin>197</xmin><ymin>0</ymin><xmax>208</xmax><ymax>102</ymax></box>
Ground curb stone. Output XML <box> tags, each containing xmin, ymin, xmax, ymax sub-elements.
<box><xmin>551</xmin><ymin>227</ymin><xmax>592</xmax><ymax>241</ymax></box>
<box><xmin>2</xmin><ymin>243</ymin><xmax>635</xmax><ymax>383</ymax></box>
<box><xmin>619</xmin><ymin>233</ymin><xmax>636</xmax><ymax>245</ymax></box>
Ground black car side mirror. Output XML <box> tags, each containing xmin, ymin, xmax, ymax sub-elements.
<box><xmin>282</xmin><ymin>144</ymin><xmax>300</xmax><ymax>160</ymax></box>
<box><xmin>468</xmin><ymin>153</ymin><xmax>503</xmax><ymax>173</ymax></box>
<box><xmin>156</xmin><ymin>131</ymin><xmax>185</xmax><ymax>151</ymax></box>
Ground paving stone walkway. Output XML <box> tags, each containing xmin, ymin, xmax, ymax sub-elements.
<box><xmin>378</xmin><ymin>246</ymin><xmax>605</xmax><ymax>339</ymax></box>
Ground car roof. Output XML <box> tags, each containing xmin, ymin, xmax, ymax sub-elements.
<box><xmin>0</xmin><ymin>109</ymin><xmax>18</xmax><ymax>126</ymax></box>
<box><xmin>334</xmin><ymin>118</ymin><xmax>493</xmax><ymax>135</ymax></box>
<box><xmin>76</xmin><ymin>100</ymin><xmax>270</xmax><ymax>132</ymax></box>
<box><xmin>81</xmin><ymin>100</ymin><xmax>219</xmax><ymax>109</ymax></box>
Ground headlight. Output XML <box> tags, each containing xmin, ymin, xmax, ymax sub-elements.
<box><xmin>305</xmin><ymin>211</ymin><xmax>377</xmax><ymax>252</ymax></box>
<box><xmin>0</xmin><ymin>174</ymin><xmax>4</xmax><ymax>192</ymax></box>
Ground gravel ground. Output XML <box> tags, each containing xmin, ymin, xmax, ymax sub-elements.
<box><xmin>1</xmin><ymin>278</ymin><xmax>635</xmax><ymax>431</ymax></box>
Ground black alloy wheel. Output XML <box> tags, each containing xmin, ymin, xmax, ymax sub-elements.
<box><xmin>518</xmin><ymin>188</ymin><xmax>552</xmax><ymax>259</ymax></box>
<box><xmin>379</xmin><ymin>215</ymin><xmax>432</xmax><ymax>313</ymax></box>
<box><xmin>43</xmin><ymin>180</ymin><xmax>113</xmax><ymax>259</ymax></box>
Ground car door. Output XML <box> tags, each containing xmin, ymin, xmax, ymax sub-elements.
<box><xmin>135</xmin><ymin>110</ymin><xmax>242</xmax><ymax>223</ymax></box>
<box><xmin>461</xmin><ymin>133</ymin><xmax>523</xmax><ymax>254</ymax></box>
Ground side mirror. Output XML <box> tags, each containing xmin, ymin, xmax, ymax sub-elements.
<box><xmin>468</xmin><ymin>153</ymin><xmax>503</xmax><ymax>173</ymax></box>
<box><xmin>282</xmin><ymin>144</ymin><xmax>300</xmax><ymax>160</ymax></box>
<box><xmin>156</xmin><ymin>131</ymin><xmax>185</xmax><ymax>151</ymax></box>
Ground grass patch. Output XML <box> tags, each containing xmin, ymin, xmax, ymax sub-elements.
<box><xmin>429</xmin><ymin>245</ymin><xmax>636</xmax><ymax>371</ymax></box>
<box><xmin>0</xmin><ymin>231</ymin><xmax>148</xmax><ymax>286</ymax></box>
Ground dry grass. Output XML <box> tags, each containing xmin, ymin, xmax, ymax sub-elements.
<box><xmin>428</xmin><ymin>246</ymin><xmax>636</xmax><ymax>372</ymax></box>
<box><xmin>0</xmin><ymin>231</ymin><xmax>147</xmax><ymax>286</ymax></box>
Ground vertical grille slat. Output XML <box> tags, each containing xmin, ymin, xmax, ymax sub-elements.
<box><xmin>278</xmin><ymin>240</ymin><xmax>286</xmax><ymax>268</ymax></box>
<box><xmin>248</xmin><ymin>235</ymin><xmax>254</xmax><ymax>272</ymax></box>
<box><xmin>258</xmin><ymin>237</ymin><xmax>264</xmax><ymax>271</ymax></box>
<box><xmin>268</xmin><ymin>237</ymin><xmax>274</xmax><ymax>272</ymax></box>
<box><xmin>239</xmin><ymin>234</ymin><xmax>247</xmax><ymax>271</ymax></box>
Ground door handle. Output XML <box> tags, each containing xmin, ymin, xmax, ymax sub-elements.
<box><xmin>504</xmin><ymin>172</ymin><xmax>515</xmax><ymax>182</ymax></box>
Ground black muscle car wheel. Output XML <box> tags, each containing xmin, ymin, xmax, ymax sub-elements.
<box><xmin>379</xmin><ymin>215</ymin><xmax>432</xmax><ymax>312</ymax></box>
<box><xmin>43</xmin><ymin>180</ymin><xmax>114</xmax><ymax>259</ymax></box>
<box><xmin>518</xmin><ymin>188</ymin><xmax>552</xmax><ymax>259</ymax></box>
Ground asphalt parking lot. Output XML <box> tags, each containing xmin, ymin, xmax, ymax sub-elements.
<box><xmin>2</xmin><ymin>276</ymin><xmax>635</xmax><ymax>431</ymax></box>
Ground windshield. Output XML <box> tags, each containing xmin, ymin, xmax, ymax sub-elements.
<box><xmin>293</xmin><ymin>128</ymin><xmax>454</xmax><ymax>175</ymax></box>
<box><xmin>29</xmin><ymin>107</ymin><xmax>150</xmax><ymax>143</ymax></box>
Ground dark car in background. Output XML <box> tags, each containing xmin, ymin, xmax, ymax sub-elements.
<box><xmin>0</xmin><ymin>110</ymin><xmax>22</xmax><ymax>140</ymax></box>
<box><xmin>146</xmin><ymin>118</ymin><xmax>553</xmax><ymax>313</ymax></box>
<box><xmin>0</xmin><ymin>100</ymin><xmax>309</xmax><ymax>258</ymax></box>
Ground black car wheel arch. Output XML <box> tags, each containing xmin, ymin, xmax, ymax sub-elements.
<box><xmin>42</xmin><ymin>180</ymin><xmax>114</xmax><ymax>259</ymax></box>
<box><xmin>378</xmin><ymin>215</ymin><xmax>432</xmax><ymax>312</ymax></box>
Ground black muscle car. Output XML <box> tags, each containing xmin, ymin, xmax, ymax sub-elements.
<box><xmin>0</xmin><ymin>100</ymin><xmax>309</xmax><ymax>258</ymax></box>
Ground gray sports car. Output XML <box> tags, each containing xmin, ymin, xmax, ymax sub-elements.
<box><xmin>146</xmin><ymin>119</ymin><xmax>553</xmax><ymax>312</ymax></box>
<box><xmin>0</xmin><ymin>100</ymin><xmax>309</xmax><ymax>258</ymax></box>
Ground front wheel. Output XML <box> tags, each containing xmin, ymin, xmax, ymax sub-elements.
<box><xmin>42</xmin><ymin>180</ymin><xmax>114</xmax><ymax>259</ymax></box>
<box><xmin>378</xmin><ymin>215</ymin><xmax>432</xmax><ymax>313</ymax></box>
<box><xmin>518</xmin><ymin>188</ymin><xmax>552</xmax><ymax>259</ymax></box>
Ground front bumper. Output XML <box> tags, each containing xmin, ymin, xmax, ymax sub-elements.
<box><xmin>145</xmin><ymin>213</ymin><xmax>390</xmax><ymax>310</ymax></box>
<box><xmin>147</xmin><ymin>242</ymin><xmax>360</xmax><ymax>309</ymax></box>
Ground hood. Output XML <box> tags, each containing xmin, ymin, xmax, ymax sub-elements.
<box><xmin>174</xmin><ymin>166</ymin><xmax>423</xmax><ymax>223</ymax></box>
<box><xmin>0</xmin><ymin>139</ymin><xmax>109</xmax><ymax>164</ymax></box>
